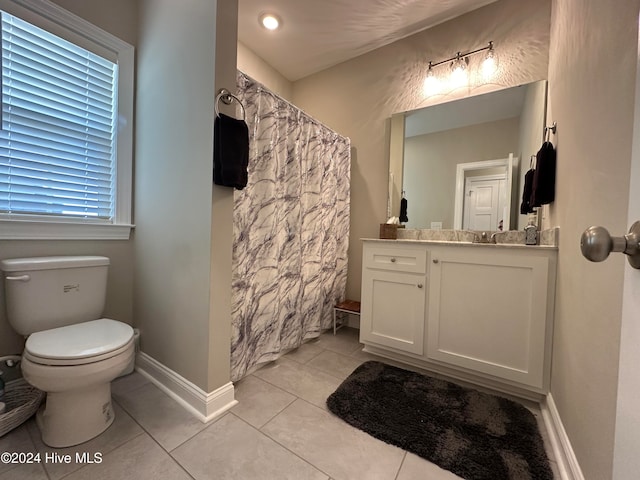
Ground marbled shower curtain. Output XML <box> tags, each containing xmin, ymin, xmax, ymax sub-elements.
<box><xmin>231</xmin><ymin>72</ymin><xmax>350</xmax><ymax>381</ymax></box>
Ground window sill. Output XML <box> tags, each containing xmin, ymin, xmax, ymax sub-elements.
<box><xmin>0</xmin><ymin>219</ymin><xmax>134</xmax><ymax>240</ymax></box>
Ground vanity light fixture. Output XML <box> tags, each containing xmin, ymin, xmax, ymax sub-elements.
<box><xmin>259</xmin><ymin>12</ymin><xmax>282</xmax><ymax>31</ymax></box>
<box><xmin>424</xmin><ymin>41</ymin><xmax>497</xmax><ymax>94</ymax></box>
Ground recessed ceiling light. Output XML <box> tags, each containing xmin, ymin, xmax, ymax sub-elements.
<box><xmin>259</xmin><ymin>13</ymin><xmax>281</xmax><ymax>31</ymax></box>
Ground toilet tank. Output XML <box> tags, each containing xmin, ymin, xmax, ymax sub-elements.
<box><xmin>0</xmin><ymin>256</ymin><xmax>109</xmax><ymax>336</ymax></box>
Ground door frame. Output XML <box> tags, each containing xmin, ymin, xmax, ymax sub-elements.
<box><xmin>612</xmin><ymin>17</ymin><xmax>640</xmax><ymax>477</ymax></box>
<box><xmin>453</xmin><ymin>154</ymin><xmax>514</xmax><ymax>230</ymax></box>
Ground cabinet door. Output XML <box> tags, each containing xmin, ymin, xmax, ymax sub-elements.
<box><xmin>427</xmin><ymin>248</ymin><xmax>550</xmax><ymax>389</ymax></box>
<box><xmin>360</xmin><ymin>269</ymin><xmax>426</xmax><ymax>355</ymax></box>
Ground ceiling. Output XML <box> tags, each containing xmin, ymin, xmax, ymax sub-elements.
<box><xmin>237</xmin><ymin>0</ymin><xmax>499</xmax><ymax>82</ymax></box>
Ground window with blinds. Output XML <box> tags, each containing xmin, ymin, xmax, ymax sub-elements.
<box><xmin>0</xmin><ymin>10</ymin><xmax>118</xmax><ymax>221</ymax></box>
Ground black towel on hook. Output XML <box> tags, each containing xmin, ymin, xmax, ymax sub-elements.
<box><xmin>520</xmin><ymin>168</ymin><xmax>535</xmax><ymax>214</ymax></box>
<box><xmin>214</xmin><ymin>113</ymin><xmax>249</xmax><ymax>190</ymax></box>
<box><xmin>399</xmin><ymin>197</ymin><xmax>408</xmax><ymax>223</ymax></box>
<box><xmin>531</xmin><ymin>141</ymin><xmax>556</xmax><ymax>207</ymax></box>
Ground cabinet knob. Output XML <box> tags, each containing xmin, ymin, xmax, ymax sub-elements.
<box><xmin>433</xmin><ymin>259</ymin><xmax>439</xmax><ymax>264</ymax></box>
<box><xmin>417</xmin><ymin>283</ymin><xmax>423</xmax><ymax>289</ymax></box>
<box><xmin>390</xmin><ymin>257</ymin><xmax>397</xmax><ymax>263</ymax></box>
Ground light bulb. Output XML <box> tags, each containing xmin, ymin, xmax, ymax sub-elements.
<box><xmin>481</xmin><ymin>43</ymin><xmax>497</xmax><ymax>79</ymax></box>
<box><xmin>423</xmin><ymin>64</ymin><xmax>440</xmax><ymax>96</ymax></box>
<box><xmin>259</xmin><ymin>13</ymin><xmax>281</xmax><ymax>30</ymax></box>
<box><xmin>450</xmin><ymin>55</ymin><xmax>468</xmax><ymax>88</ymax></box>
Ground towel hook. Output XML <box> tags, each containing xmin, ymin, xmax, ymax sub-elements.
<box><xmin>215</xmin><ymin>88</ymin><xmax>246</xmax><ymax>121</ymax></box>
<box><xmin>544</xmin><ymin>122</ymin><xmax>557</xmax><ymax>141</ymax></box>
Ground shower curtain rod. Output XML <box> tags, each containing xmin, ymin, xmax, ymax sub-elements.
<box><xmin>237</xmin><ymin>70</ymin><xmax>350</xmax><ymax>143</ymax></box>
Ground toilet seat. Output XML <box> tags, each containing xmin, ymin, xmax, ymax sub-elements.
<box><xmin>25</xmin><ymin>318</ymin><xmax>134</xmax><ymax>366</ymax></box>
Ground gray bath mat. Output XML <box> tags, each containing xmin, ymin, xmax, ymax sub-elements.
<box><xmin>326</xmin><ymin>361</ymin><xmax>553</xmax><ymax>480</ymax></box>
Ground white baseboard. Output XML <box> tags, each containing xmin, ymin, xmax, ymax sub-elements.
<box><xmin>541</xmin><ymin>393</ymin><xmax>585</xmax><ymax>480</ymax></box>
<box><xmin>135</xmin><ymin>352</ymin><xmax>237</xmax><ymax>423</ymax></box>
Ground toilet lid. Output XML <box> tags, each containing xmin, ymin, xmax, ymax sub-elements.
<box><xmin>25</xmin><ymin>318</ymin><xmax>134</xmax><ymax>360</ymax></box>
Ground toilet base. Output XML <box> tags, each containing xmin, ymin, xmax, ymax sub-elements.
<box><xmin>37</xmin><ymin>383</ymin><xmax>115</xmax><ymax>448</ymax></box>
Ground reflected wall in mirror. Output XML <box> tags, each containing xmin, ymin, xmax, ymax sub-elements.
<box><xmin>388</xmin><ymin>80</ymin><xmax>547</xmax><ymax>231</ymax></box>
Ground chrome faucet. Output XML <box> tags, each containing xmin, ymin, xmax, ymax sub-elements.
<box><xmin>471</xmin><ymin>231</ymin><xmax>490</xmax><ymax>243</ymax></box>
<box><xmin>471</xmin><ymin>231</ymin><xmax>499</xmax><ymax>243</ymax></box>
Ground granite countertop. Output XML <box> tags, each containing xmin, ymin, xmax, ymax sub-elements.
<box><xmin>362</xmin><ymin>238</ymin><xmax>558</xmax><ymax>250</ymax></box>
<box><xmin>363</xmin><ymin>227</ymin><xmax>559</xmax><ymax>250</ymax></box>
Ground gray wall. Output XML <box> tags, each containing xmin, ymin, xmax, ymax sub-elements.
<box><xmin>0</xmin><ymin>0</ymin><xmax>138</xmax><ymax>356</ymax></box>
<box><xmin>547</xmin><ymin>0</ymin><xmax>640</xmax><ymax>477</ymax></box>
<box><xmin>517</xmin><ymin>81</ymin><xmax>548</xmax><ymax>229</ymax></box>
<box><xmin>208</xmin><ymin>0</ymin><xmax>237</xmax><ymax>391</ymax></box>
<box><xmin>237</xmin><ymin>41</ymin><xmax>293</xmax><ymax>100</ymax></box>
<box><xmin>134</xmin><ymin>0</ymin><xmax>235</xmax><ymax>392</ymax></box>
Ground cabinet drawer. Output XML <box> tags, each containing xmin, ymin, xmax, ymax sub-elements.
<box><xmin>363</xmin><ymin>244</ymin><xmax>427</xmax><ymax>274</ymax></box>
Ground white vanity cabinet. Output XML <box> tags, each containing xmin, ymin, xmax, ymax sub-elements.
<box><xmin>360</xmin><ymin>240</ymin><xmax>557</xmax><ymax>396</ymax></box>
<box><xmin>360</xmin><ymin>244</ymin><xmax>427</xmax><ymax>355</ymax></box>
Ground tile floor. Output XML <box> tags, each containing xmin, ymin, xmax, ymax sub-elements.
<box><xmin>0</xmin><ymin>327</ymin><xmax>560</xmax><ymax>479</ymax></box>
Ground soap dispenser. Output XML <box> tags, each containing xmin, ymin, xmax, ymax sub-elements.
<box><xmin>524</xmin><ymin>216</ymin><xmax>538</xmax><ymax>245</ymax></box>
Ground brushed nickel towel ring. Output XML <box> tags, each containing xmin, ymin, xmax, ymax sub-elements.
<box><xmin>215</xmin><ymin>88</ymin><xmax>246</xmax><ymax>121</ymax></box>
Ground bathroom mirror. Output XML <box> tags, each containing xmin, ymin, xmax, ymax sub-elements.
<box><xmin>388</xmin><ymin>80</ymin><xmax>548</xmax><ymax>231</ymax></box>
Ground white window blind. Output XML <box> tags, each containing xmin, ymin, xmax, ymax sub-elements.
<box><xmin>0</xmin><ymin>10</ymin><xmax>118</xmax><ymax>221</ymax></box>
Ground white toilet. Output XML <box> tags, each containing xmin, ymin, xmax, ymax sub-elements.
<box><xmin>0</xmin><ymin>256</ymin><xmax>134</xmax><ymax>448</ymax></box>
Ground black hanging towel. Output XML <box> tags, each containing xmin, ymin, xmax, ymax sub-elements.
<box><xmin>520</xmin><ymin>155</ymin><xmax>536</xmax><ymax>214</ymax></box>
<box><xmin>520</xmin><ymin>168</ymin><xmax>535</xmax><ymax>214</ymax></box>
<box><xmin>531</xmin><ymin>141</ymin><xmax>556</xmax><ymax>207</ymax></box>
<box><xmin>213</xmin><ymin>113</ymin><xmax>249</xmax><ymax>190</ymax></box>
<box><xmin>399</xmin><ymin>197</ymin><xmax>408</xmax><ymax>223</ymax></box>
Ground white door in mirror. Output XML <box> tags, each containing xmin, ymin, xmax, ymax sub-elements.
<box><xmin>463</xmin><ymin>175</ymin><xmax>506</xmax><ymax>231</ymax></box>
